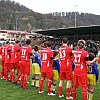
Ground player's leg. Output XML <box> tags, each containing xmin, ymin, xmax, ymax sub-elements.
<box><xmin>66</xmin><ymin>71</ymin><xmax>73</xmax><ymax>99</ymax></box>
<box><xmin>22</xmin><ymin>62</ymin><xmax>30</xmax><ymax>89</ymax></box>
<box><xmin>35</xmin><ymin>63</ymin><xmax>41</xmax><ymax>88</ymax></box>
<box><xmin>88</xmin><ymin>85</ymin><xmax>94</xmax><ymax>100</ymax></box>
<box><xmin>72</xmin><ymin>74</ymin><xmax>78</xmax><ymax>100</ymax></box>
<box><xmin>51</xmin><ymin>70</ymin><xmax>58</xmax><ymax>93</ymax></box>
<box><xmin>88</xmin><ymin>74</ymin><xmax>96</xmax><ymax>100</ymax></box>
<box><xmin>23</xmin><ymin>74</ymin><xmax>28</xmax><ymax>89</ymax></box>
<box><xmin>51</xmin><ymin>80</ymin><xmax>57</xmax><ymax>93</ymax></box>
<box><xmin>66</xmin><ymin>80</ymin><xmax>73</xmax><ymax>99</ymax></box>
<box><xmin>1</xmin><ymin>60</ymin><xmax>5</xmax><ymax>79</ymax></box>
<box><xmin>39</xmin><ymin>72</ymin><xmax>45</xmax><ymax>93</ymax></box>
<box><xmin>58</xmin><ymin>72</ymin><xmax>65</xmax><ymax>98</ymax></box>
<box><xmin>15</xmin><ymin>63</ymin><xmax>21</xmax><ymax>83</ymax></box>
<box><xmin>31</xmin><ymin>63</ymin><xmax>35</xmax><ymax>86</ymax></box>
<box><xmin>82</xmin><ymin>85</ymin><xmax>87</xmax><ymax>100</ymax></box>
<box><xmin>35</xmin><ymin>74</ymin><xmax>40</xmax><ymax>88</ymax></box>
<box><xmin>46</xmin><ymin>72</ymin><xmax>55</xmax><ymax>95</ymax></box>
<box><xmin>72</xmin><ymin>85</ymin><xmax>77</xmax><ymax>100</ymax></box>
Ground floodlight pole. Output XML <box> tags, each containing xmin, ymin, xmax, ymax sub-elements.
<box><xmin>74</xmin><ymin>5</ymin><xmax>78</xmax><ymax>27</ymax></box>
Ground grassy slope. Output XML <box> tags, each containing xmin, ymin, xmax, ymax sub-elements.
<box><xmin>0</xmin><ymin>64</ymin><xmax>100</xmax><ymax>100</ymax></box>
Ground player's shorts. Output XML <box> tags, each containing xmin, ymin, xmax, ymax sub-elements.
<box><xmin>87</xmin><ymin>74</ymin><xmax>96</xmax><ymax>85</ymax></box>
<box><xmin>60</xmin><ymin>71</ymin><xmax>72</xmax><ymax>80</ymax></box>
<box><xmin>20</xmin><ymin>61</ymin><xmax>30</xmax><ymax>75</ymax></box>
<box><xmin>52</xmin><ymin>70</ymin><xmax>59</xmax><ymax>80</ymax></box>
<box><xmin>41</xmin><ymin>72</ymin><xmax>52</xmax><ymax>79</ymax></box>
<box><xmin>11</xmin><ymin>62</ymin><xmax>20</xmax><ymax>70</ymax></box>
<box><xmin>2</xmin><ymin>60</ymin><xmax>5</xmax><ymax>67</ymax></box>
<box><xmin>5</xmin><ymin>63</ymin><xmax>11</xmax><ymax>70</ymax></box>
<box><xmin>73</xmin><ymin>74</ymin><xmax>88</xmax><ymax>86</ymax></box>
<box><xmin>32</xmin><ymin>63</ymin><xmax>41</xmax><ymax>75</ymax></box>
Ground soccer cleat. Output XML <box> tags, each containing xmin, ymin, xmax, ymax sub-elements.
<box><xmin>39</xmin><ymin>91</ymin><xmax>44</xmax><ymax>94</ymax></box>
<box><xmin>48</xmin><ymin>92</ymin><xmax>56</xmax><ymax>96</ymax></box>
<box><xmin>66</xmin><ymin>96</ymin><xmax>73</xmax><ymax>99</ymax></box>
<box><xmin>59</xmin><ymin>95</ymin><xmax>64</xmax><ymax>98</ymax></box>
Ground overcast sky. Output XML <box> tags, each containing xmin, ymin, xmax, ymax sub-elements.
<box><xmin>13</xmin><ymin>0</ymin><xmax>100</xmax><ymax>15</ymax></box>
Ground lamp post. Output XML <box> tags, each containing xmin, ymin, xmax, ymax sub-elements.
<box><xmin>16</xmin><ymin>18</ymin><xmax>18</xmax><ymax>30</ymax></box>
<box><xmin>74</xmin><ymin>5</ymin><xmax>78</xmax><ymax>27</ymax></box>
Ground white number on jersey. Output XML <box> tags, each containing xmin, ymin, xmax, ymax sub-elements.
<box><xmin>42</xmin><ymin>53</ymin><xmax>47</xmax><ymax>60</ymax></box>
<box><xmin>74</xmin><ymin>54</ymin><xmax>81</xmax><ymax>63</ymax></box>
<box><xmin>22</xmin><ymin>49</ymin><xmax>26</xmax><ymax>55</ymax></box>
<box><xmin>59</xmin><ymin>50</ymin><xmax>66</xmax><ymax>59</ymax></box>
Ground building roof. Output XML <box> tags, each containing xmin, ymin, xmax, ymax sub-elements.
<box><xmin>35</xmin><ymin>25</ymin><xmax>100</xmax><ymax>36</ymax></box>
<box><xmin>0</xmin><ymin>30</ymin><xmax>30</xmax><ymax>35</ymax></box>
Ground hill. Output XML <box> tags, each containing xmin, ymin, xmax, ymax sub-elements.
<box><xmin>0</xmin><ymin>0</ymin><xmax>100</xmax><ymax>32</ymax></box>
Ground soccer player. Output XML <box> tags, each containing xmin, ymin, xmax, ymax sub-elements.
<box><xmin>10</xmin><ymin>40</ymin><xmax>20</xmax><ymax>83</ymax></box>
<box><xmin>31</xmin><ymin>45</ymin><xmax>41</xmax><ymax>88</ymax></box>
<box><xmin>51</xmin><ymin>50</ymin><xmax>60</xmax><ymax>94</ymax></box>
<box><xmin>39</xmin><ymin>42</ymin><xmax>55</xmax><ymax>96</ymax></box>
<box><xmin>72</xmin><ymin>40</ymin><xmax>97</xmax><ymax>100</ymax></box>
<box><xmin>58</xmin><ymin>38</ymin><xmax>73</xmax><ymax>99</ymax></box>
<box><xmin>1</xmin><ymin>42</ymin><xmax>6</xmax><ymax>79</ymax></box>
<box><xmin>87</xmin><ymin>53</ymin><xmax>99</xmax><ymax>100</ymax></box>
<box><xmin>20</xmin><ymin>39</ymin><xmax>32</xmax><ymax>89</ymax></box>
<box><xmin>4</xmin><ymin>41</ymin><xmax>11</xmax><ymax>81</ymax></box>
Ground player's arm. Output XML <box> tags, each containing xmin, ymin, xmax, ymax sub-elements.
<box><xmin>30</xmin><ymin>52</ymin><xmax>34</xmax><ymax>58</ymax></box>
<box><xmin>85</xmin><ymin>56</ymin><xmax>98</xmax><ymax>65</ymax></box>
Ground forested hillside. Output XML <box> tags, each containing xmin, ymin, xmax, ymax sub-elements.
<box><xmin>0</xmin><ymin>0</ymin><xmax>100</xmax><ymax>32</ymax></box>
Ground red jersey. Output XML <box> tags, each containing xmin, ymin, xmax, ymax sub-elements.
<box><xmin>41</xmin><ymin>47</ymin><xmax>53</xmax><ymax>72</ymax></box>
<box><xmin>73</xmin><ymin>48</ymin><xmax>89</xmax><ymax>75</ymax></box>
<box><xmin>59</xmin><ymin>45</ymin><xmax>72</xmax><ymax>72</ymax></box>
<box><xmin>21</xmin><ymin>44</ymin><xmax>32</xmax><ymax>62</ymax></box>
<box><xmin>5</xmin><ymin>45</ymin><xmax>11</xmax><ymax>63</ymax></box>
<box><xmin>15</xmin><ymin>44</ymin><xmax>21</xmax><ymax>61</ymax></box>
<box><xmin>1</xmin><ymin>45</ymin><xmax>6</xmax><ymax>61</ymax></box>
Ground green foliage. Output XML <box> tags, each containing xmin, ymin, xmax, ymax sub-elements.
<box><xmin>0</xmin><ymin>0</ymin><xmax>100</xmax><ymax>31</ymax></box>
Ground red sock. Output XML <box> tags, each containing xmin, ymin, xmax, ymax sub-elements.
<box><xmin>20</xmin><ymin>75</ymin><xmax>24</xmax><ymax>87</ymax></box>
<box><xmin>82</xmin><ymin>86</ymin><xmax>87</xmax><ymax>100</ymax></box>
<box><xmin>10</xmin><ymin>72</ymin><xmax>12</xmax><ymax>81</ymax></box>
<box><xmin>23</xmin><ymin>75</ymin><xmax>28</xmax><ymax>89</ymax></box>
<box><xmin>39</xmin><ymin>79</ymin><xmax>44</xmax><ymax>92</ymax></box>
<box><xmin>66</xmin><ymin>88</ymin><xmax>71</xmax><ymax>98</ymax></box>
<box><xmin>11</xmin><ymin>71</ymin><xmax>14</xmax><ymax>82</ymax></box>
<box><xmin>58</xmin><ymin>86</ymin><xmax>63</xmax><ymax>96</ymax></box>
<box><xmin>72</xmin><ymin>86</ymin><xmax>77</xmax><ymax>100</ymax></box>
<box><xmin>1</xmin><ymin>66</ymin><xmax>4</xmax><ymax>78</ymax></box>
<box><xmin>47</xmin><ymin>80</ymin><xmax>51</xmax><ymax>94</ymax></box>
<box><xmin>5</xmin><ymin>68</ymin><xmax>8</xmax><ymax>81</ymax></box>
<box><xmin>4</xmin><ymin>67</ymin><xmax>6</xmax><ymax>79</ymax></box>
<box><xmin>15</xmin><ymin>71</ymin><xmax>21</xmax><ymax>82</ymax></box>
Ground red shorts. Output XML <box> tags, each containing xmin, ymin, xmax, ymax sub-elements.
<box><xmin>60</xmin><ymin>71</ymin><xmax>72</xmax><ymax>80</ymax></box>
<box><xmin>41</xmin><ymin>72</ymin><xmax>52</xmax><ymax>79</ymax></box>
<box><xmin>11</xmin><ymin>63</ymin><xmax>20</xmax><ymax>70</ymax></box>
<box><xmin>2</xmin><ymin>60</ymin><xmax>5</xmax><ymax>67</ymax></box>
<box><xmin>5</xmin><ymin>63</ymin><xmax>11</xmax><ymax>70</ymax></box>
<box><xmin>20</xmin><ymin>61</ymin><xmax>30</xmax><ymax>75</ymax></box>
<box><xmin>73</xmin><ymin>74</ymin><xmax>88</xmax><ymax>86</ymax></box>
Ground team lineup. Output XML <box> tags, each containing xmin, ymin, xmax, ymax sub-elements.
<box><xmin>0</xmin><ymin>38</ymin><xmax>99</xmax><ymax>100</ymax></box>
